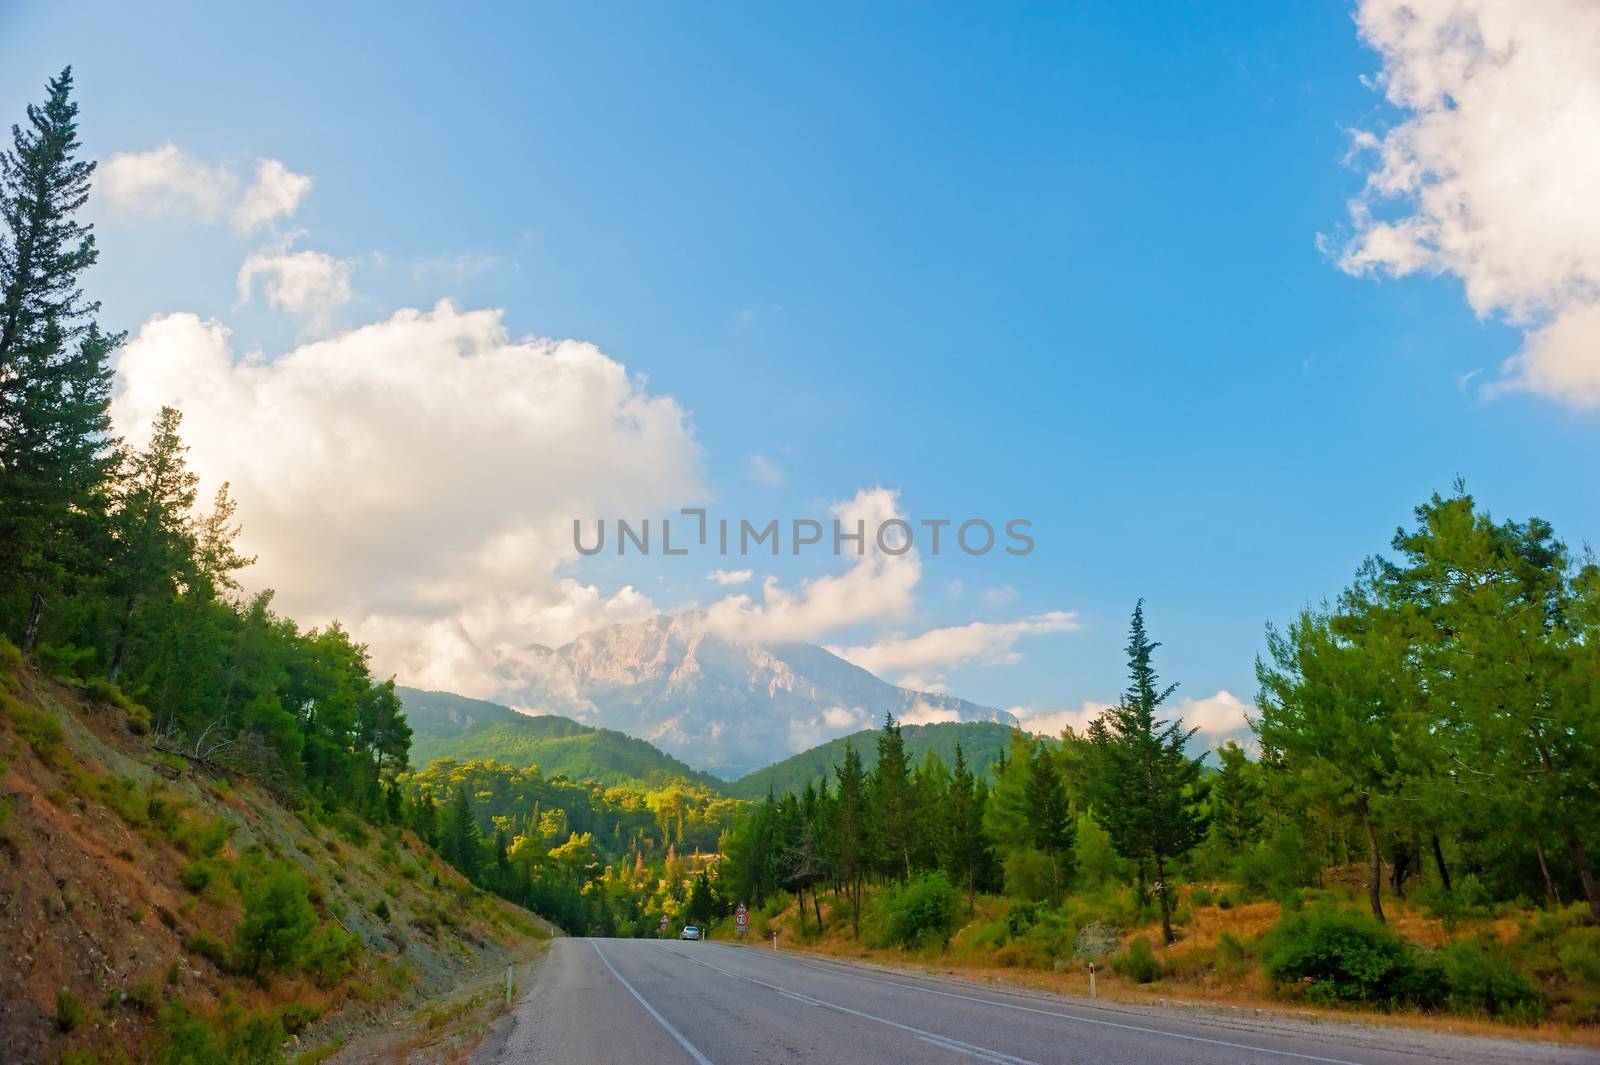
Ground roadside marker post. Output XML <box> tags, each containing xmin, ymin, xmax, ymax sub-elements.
<box><xmin>1088</xmin><ymin>962</ymin><xmax>1096</xmax><ymax>999</ymax></box>
<box><xmin>505</xmin><ymin>964</ymin><xmax>513</xmax><ymax>1006</ymax></box>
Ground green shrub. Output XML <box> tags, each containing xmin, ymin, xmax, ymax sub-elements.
<box><xmin>277</xmin><ymin>1002</ymin><xmax>320</xmax><ymax>1033</ymax></box>
<box><xmin>1214</xmin><ymin>930</ymin><xmax>1248</xmax><ymax>974</ymax></box>
<box><xmin>126</xmin><ymin>978</ymin><xmax>163</xmax><ymax>1012</ymax></box>
<box><xmin>181</xmin><ymin>859</ymin><xmax>226</xmax><ymax>893</ymax></box>
<box><xmin>56</xmin><ymin>988</ymin><xmax>84</xmax><ymax>1031</ymax></box>
<box><xmin>1261</xmin><ymin>910</ymin><xmax>1416</xmax><ymax>1006</ymax></box>
<box><xmin>874</xmin><ymin>871</ymin><xmax>960</xmax><ymax>949</ymax></box>
<box><xmin>234</xmin><ymin>862</ymin><xmax>316</xmax><ymax>976</ymax></box>
<box><xmin>36</xmin><ymin>642</ymin><xmax>96</xmax><ymax>682</ymax></box>
<box><xmin>0</xmin><ymin>635</ymin><xmax>21</xmax><ymax>678</ymax></box>
<box><xmin>1558</xmin><ymin>933</ymin><xmax>1600</xmax><ymax>983</ymax></box>
<box><xmin>83</xmin><ymin>679</ymin><xmax>152</xmax><ymax>734</ymax></box>
<box><xmin>1231</xmin><ymin>825</ymin><xmax>1319</xmax><ymax>901</ymax></box>
<box><xmin>2</xmin><ymin>692</ymin><xmax>65</xmax><ymax>761</ymax></box>
<box><xmin>305</xmin><ymin>926</ymin><xmax>362</xmax><ymax>987</ymax></box>
<box><xmin>1439</xmin><ymin>938</ymin><xmax>1542</xmax><ymax>1018</ymax></box>
<box><xmin>1414</xmin><ymin>873</ymin><xmax>1493</xmax><ymax>924</ymax></box>
<box><xmin>370</xmin><ymin>898</ymin><xmax>391</xmax><ymax>922</ymax></box>
<box><xmin>1005</xmin><ymin>902</ymin><xmax>1040</xmax><ymax>937</ymax></box>
<box><xmin>150</xmin><ymin>1002</ymin><xmax>285</xmax><ymax>1065</ymax></box>
<box><xmin>1112</xmin><ymin>935</ymin><xmax>1162</xmax><ymax>983</ymax></box>
<box><xmin>1189</xmin><ymin>886</ymin><xmax>1216</xmax><ymax>907</ymax></box>
<box><xmin>187</xmin><ymin>930</ymin><xmax>231</xmax><ymax>969</ymax></box>
<box><xmin>173</xmin><ymin>814</ymin><xmax>234</xmax><ymax>859</ymax></box>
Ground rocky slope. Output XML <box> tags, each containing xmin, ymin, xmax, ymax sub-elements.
<box><xmin>0</xmin><ymin>652</ymin><xmax>547</xmax><ymax>1065</ymax></box>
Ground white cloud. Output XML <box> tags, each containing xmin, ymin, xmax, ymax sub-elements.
<box><xmin>706</xmin><ymin>568</ymin><xmax>754</xmax><ymax>586</ymax></box>
<box><xmin>110</xmin><ymin>301</ymin><xmax>704</xmax><ymax>702</ymax></box>
<box><xmin>701</xmin><ymin>487</ymin><xmax>921</xmax><ymax>644</ymax></box>
<box><xmin>236</xmin><ymin>234</ymin><xmax>353</xmax><ymax>321</ymax></box>
<box><xmin>901</xmin><ymin>699</ymin><xmax>962</xmax><ymax>726</ymax></box>
<box><xmin>828</xmin><ymin>611</ymin><xmax>1078</xmax><ymax>678</ymax></box>
<box><xmin>101</xmin><ymin>144</ymin><xmax>235</xmax><ymax>220</ymax></box>
<box><xmin>746</xmin><ymin>452</ymin><xmax>785</xmax><ymax>485</ymax></box>
<box><xmin>1013</xmin><ymin>689</ymin><xmax>1252</xmax><ymax>741</ymax></box>
<box><xmin>1333</xmin><ymin>0</ymin><xmax>1600</xmax><ymax>407</ymax></box>
<box><xmin>100</xmin><ymin>146</ymin><xmax>311</xmax><ymax>234</ymax></box>
<box><xmin>1013</xmin><ymin>701</ymin><xmax>1113</xmax><ymax>738</ymax></box>
<box><xmin>1172</xmin><ymin>689</ymin><xmax>1253</xmax><ymax>736</ymax></box>
<box><xmin>234</xmin><ymin>159</ymin><xmax>313</xmax><ymax>233</ymax></box>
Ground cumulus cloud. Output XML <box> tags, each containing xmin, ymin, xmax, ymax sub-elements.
<box><xmin>101</xmin><ymin>144</ymin><xmax>235</xmax><ymax>220</ymax></box>
<box><xmin>234</xmin><ymin>159</ymin><xmax>313</xmax><ymax>233</ymax></box>
<box><xmin>1012</xmin><ymin>700</ymin><xmax>1114</xmax><ymax>738</ymax></box>
<box><xmin>706</xmin><ymin>568</ymin><xmax>754</xmax><ymax>586</ymax></box>
<box><xmin>100</xmin><ymin>146</ymin><xmax>311</xmax><ymax>233</ymax></box>
<box><xmin>1171</xmin><ymin>689</ymin><xmax>1254</xmax><ymax>737</ymax></box>
<box><xmin>901</xmin><ymin>699</ymin><xmax>962</xmax><ymax>726</ymax></box>
<box><xmin>236</xmin><ymin>234</ymin><xmax>353</xmax><ymax>321</ymax></box>
<box><xmin>110</xmin><ymin>301</ymin><xmax>704</xmax><ymax>700</ymax></box>
<box><xmin>1014</xmin><ymin>689</ymin><xmax>1252</xmax><ymax>742</ymax></box>
<box><xmin>828</xmin><ymin>611</ymin><xmax>1079</xmax><ymax>679</ymax></box>
<box><xmin>701</xmin><ymin>488</ymin><xmax>921</xmax><ymax>644</ymax></box>
<box><xmin>1333</xmin><ymin>0</ymin><xmax>1600</xmax><ymax>406</ymax></box>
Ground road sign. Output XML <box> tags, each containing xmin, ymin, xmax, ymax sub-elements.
<box><xmin>735</xmin><ymin>902</ymin><xmax>748</xmax><ymax>930</ymax></box>
<box><xmin>659</xmin><ymin>914</ymin><xmax>669</xmax><ymax>932</ymax></box>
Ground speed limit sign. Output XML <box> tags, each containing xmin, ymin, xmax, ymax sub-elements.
<box><xmin>658</xmin><ymin>914</ymin><xmax>669</xmax><ymax>933</ymax></box>
<box><xmin>735</xmin><ymin>902</ymin><xmax>748</xmax><ymax>931</ymax></box>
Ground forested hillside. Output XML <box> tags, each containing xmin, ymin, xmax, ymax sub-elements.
<box><xmin>728</xmin><ymin>720</ymin><xmax>1017</xmax><ymax>799</ymax></box>
<box><xmin>0</xmin><ymin>70</ymin><xmax>546</xmax><ymax>1063</ymax></box>
<box><xmin>400</xmin><ymin>687</ymin><xmax>725</xmax><ymax>789</ymax></box>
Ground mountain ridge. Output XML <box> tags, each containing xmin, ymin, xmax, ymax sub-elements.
<box><xmin>462</xmin><ymin>612</ymin><xmax>1018</xmax><ymax>778</ymax></box>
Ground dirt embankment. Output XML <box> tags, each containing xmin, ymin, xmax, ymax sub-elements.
<box><xmin>0</xmin><ymin>660</ymin><xmax>550</xmax><ymax>1065</ymax></box>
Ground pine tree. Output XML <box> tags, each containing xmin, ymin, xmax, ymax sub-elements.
<box><xmin>1090</xmin><ymin>601</ymin><xmax>1209</xmax><ymax>943</ymax></box>
<box><xmin>833</xmin><ymin>741</ymin><xmax>869</xmax><ymax>938</ymax></box>
<box><xmin>0</xmin><ymin>68</ymin><xmax>120</xmax><ymax>651</ymax></box>
<box><xmin>1024</xmin><ymin>745</ymin><xmax>1075</xmax><ymax>904</ymax></box>
<box><xmin>105</xmin><ymin>406</ymin><xmax>199</xmax><ymax>682</ymax></box>
<box><xmin>870</xmin><ymin>713</ymin><xmax>915</xmax><ymax>879</ymax></box>
<box><xmin>1210</xmin><ymin>741</ymin><xmax>1263</xmax><ymax>855</ymax></box>
<box><xmin>443</xmin><ymin>787</ymin><xmax>482</xmax><ymax>879</ymax></box>
<box><xmin>944</xmin><ymin>744</ymin><xmax>989</xmax><ymax>913</ymax></box>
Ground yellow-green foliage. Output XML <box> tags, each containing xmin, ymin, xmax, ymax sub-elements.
<box><xmin>1</xmin><ymin>689</ymin><xmax>66</xmax><ymax>764</ymax></box>
<box><xmin>74</xmin><ymin>772</ymin><xmax>150</xmax><ymax>826</ymax></box>
<box><xmin>0</xmin><ymin>635</ymin><xmax>21</xmax><ymax>683</ymax></box>
<box><xmin>83</xmin><ymin>678</ymin><xmax>151</xmax><ymax>730</ymax></box>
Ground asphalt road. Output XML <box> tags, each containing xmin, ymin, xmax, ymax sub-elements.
<box><xmin>476</xmin><ymin>938</ymin><xmax>1599</xmax><ymax>1065</ymax></box>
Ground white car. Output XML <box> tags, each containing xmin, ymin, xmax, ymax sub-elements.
<box><xmin>679</xmin><ymin>925</ymin><xmax>702</xmax><ymax>941</ymax></box>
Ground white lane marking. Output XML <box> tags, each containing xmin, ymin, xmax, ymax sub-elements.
<box><xmin>589</xmin><ymin>939</ymin><xmax>715</xmax><ymax>1065</ymax></box>
<box><xmin>759</xmin><ymin>948</ymin><xmax>1368</xmax><ymax>1065</ymax></box>
<box><xmin>665</xmin><ymin>945</ymin><xmax>1037</xmax><ymax>1065</ymax></box>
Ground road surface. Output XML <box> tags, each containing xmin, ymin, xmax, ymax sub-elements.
<box><xmin>475</xmin><ymin>938</ymin><xmax>1598</xmax><ymax>1065</ymax></box>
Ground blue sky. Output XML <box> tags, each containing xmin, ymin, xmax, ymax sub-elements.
<box><xmin>4</xmin><ymin>2</ymin><xmax>1596</xmax><ymax>736</ymax></box>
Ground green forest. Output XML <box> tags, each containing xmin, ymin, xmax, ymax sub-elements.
<box><xmin>4</xmin><ymin>66</ymin><xmax>1600</xmax><ymax>1039</ymax></box>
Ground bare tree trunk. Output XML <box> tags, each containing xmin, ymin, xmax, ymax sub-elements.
<box><xmin>1361</xmin><ymin>804</ymin><xmax>1385</xmax><ymax>923</ymax></box>
<box><xmin>813</xmin><ymin>887</ymin><xmax>822</xmax><ymax>929</ymax></box>
<box><xmin>1559</xmin><ymin>824</ymin><xmax>1600</xmax><ymax>922</ymax></box>
<box><xmin>21</xmin><ymin>589</ymin><xmax>44</xmax><ymax>654</ymax></box>
<box><xmin>1430</xmin><ymin>833</ymin><xmax>1452</xmax><ymax>892</ymax></box>
<box><xmin>1535</xmin><ymin>836</ymin><xmax>1560</xmax><ymax>909</ymax></box>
